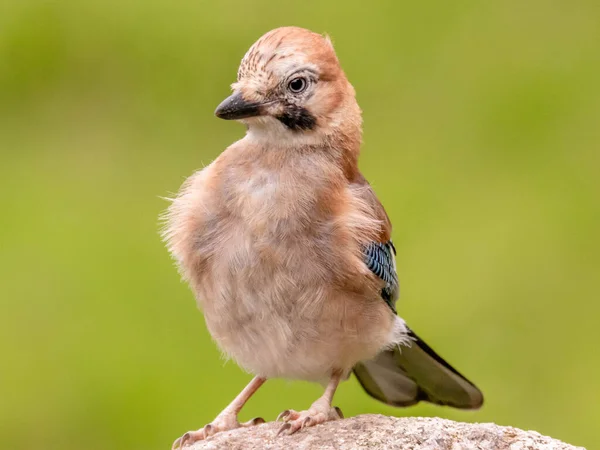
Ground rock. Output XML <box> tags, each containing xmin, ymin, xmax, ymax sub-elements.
<box><xmin>185</xmin><ymin>414</ymin><xmax>583</xmax><ymax>450</ymax></box>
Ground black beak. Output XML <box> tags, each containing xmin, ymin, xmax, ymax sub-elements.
<box><xmin>215</xmin><ymin>91</ymin><xmax>262</xmax><ymax>120</ymax></box>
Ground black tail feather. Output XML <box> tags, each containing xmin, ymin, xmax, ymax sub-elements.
<box><xmin>354</xmin><ymin>328</ymin><xmax>483</xmax><ymax>409</ymax></box>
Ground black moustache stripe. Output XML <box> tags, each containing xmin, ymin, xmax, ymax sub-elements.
<box><xmin>276</xmin><ymin>107</ymin><xmax>317</xmax><ymax>131</ymax></box>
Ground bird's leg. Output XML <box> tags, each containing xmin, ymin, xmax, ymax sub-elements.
<box><xmin>172</xmin><ymin>376</ymin><xmax>266</xmax><ymax>449</ymax></box>
<box><xmin>277</xmin><ymin>371</ymin><xmax>344</xmax><ymax>435</ymax></box>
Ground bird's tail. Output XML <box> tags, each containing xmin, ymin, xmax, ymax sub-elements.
<box><xmin>353</xmin><ymin>328</ymin><xmax>483</xmax><ymax>409</ymax></box>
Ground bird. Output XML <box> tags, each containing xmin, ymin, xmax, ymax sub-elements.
<box><xmin>162</xmin><ymin>26</ymin><xmax>483</xmax><ymax>449</ymax></box>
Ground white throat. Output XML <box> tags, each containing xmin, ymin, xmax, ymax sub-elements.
<box><xmin>243</xmin><ymin>116</ymin><xmax>326</xmax><ymax>148</ymax></box>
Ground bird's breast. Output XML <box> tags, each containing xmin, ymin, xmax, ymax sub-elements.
<box><xmin>224</xmin><ymin>164</ymin><xmax>323</xmax><ymax>235</ymax></box>
<box><xmin>169</xmin><ymin>151</ymin><xmax>393</xmax><ymax>379</ymax></box>
<box><xmin>212</xmin><ymin>163</ymin><xmax>335</xmax><ymax>291</ymax></box>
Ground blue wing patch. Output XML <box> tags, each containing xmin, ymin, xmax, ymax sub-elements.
<box><xmin>363</xmin><ymin>241</ymin><xmax>399</xmax><ymax>313</ymax></box>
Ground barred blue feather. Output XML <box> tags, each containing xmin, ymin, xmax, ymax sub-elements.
<box><xmin>363</xmin><ymin>241</ymin><xmax>399</xmax><ymax>313</ymax></box>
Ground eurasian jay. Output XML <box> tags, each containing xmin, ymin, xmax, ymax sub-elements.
<box><xmin>163</xmin><ymin>26</ymin><xmax>483</xmax><ymax>449</ymax></box>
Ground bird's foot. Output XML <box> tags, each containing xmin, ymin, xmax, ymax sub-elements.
<box><xmin>172</xmin><ymin>415</ymin><xmax>265</xmax><ymax>449</ymax></box>
<box><xmin>276</xmin><ymin>404</ymin><xmax>343</xmax><ymax>436</ymax></box>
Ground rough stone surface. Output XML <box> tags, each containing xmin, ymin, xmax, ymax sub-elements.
<box><xmin>186</xmin><ymin>414</ymin><xmax>583</xmax><ymax>450</ymax></box>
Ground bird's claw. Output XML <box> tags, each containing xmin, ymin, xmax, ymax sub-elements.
<box><xmin>276</xmin><ymin>422</ymin><xmax>292</xmax><ymax>436</ymax></box>
<box><xmin>172</xmin><ymin>430</ymin><xmax>203</xmax><ymax>450</ymax></box>
<box><xmin>242</xmin><ymin>417</ymin><xmax>265</xmax><ymax>427</ymax></box>
<box><xmin>172</xmin><ymin>416</ymin><xmax>264</xmax><ymax>448</ymax></box>
<box><xmin>276</xmin><ymin>409</ymin><xmax>294</xmax><ymax>421</ymax></box>
<box><xmin>172</xmin><ymin>436</ymin><xmax>182</xmax><ymax>450</ymax></box>
<box><xmin>276</xmin><ymin>406</ymin><xmax>343</xmax><ymax>436</ymax></box>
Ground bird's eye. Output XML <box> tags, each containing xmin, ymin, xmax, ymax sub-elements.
<box><xmin>288</xmin><ymin>77</ymin><xmax>308</xmax><ymax>94</ymax></box>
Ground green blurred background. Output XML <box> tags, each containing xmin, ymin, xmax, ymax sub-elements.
<box><xmin>1</xmin><ymin>1</ymin><xmax>599</xmax><ymax>449</ymax></box>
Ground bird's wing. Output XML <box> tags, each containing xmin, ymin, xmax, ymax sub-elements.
<box><xmin>351</xmin><ymin>174</ymin><xmax>399</xmax><ymax>313</ymax></box>
<box><xmin>351</xmin><ymin>175</ymin><xmax>483</xmax><ymax>410</ymax></box>
<box><xmin>363</xmin><ymin>241</ymin><xmax>399</xmax><ymax>313</ymax></box>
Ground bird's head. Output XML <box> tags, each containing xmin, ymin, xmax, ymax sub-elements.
<box><xmin>215</xmin><ymin>27</ymin><xmax>362</xmax><ymax>147</ymax></box>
